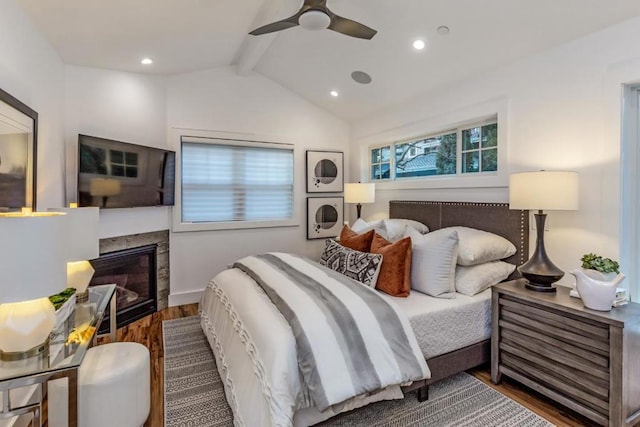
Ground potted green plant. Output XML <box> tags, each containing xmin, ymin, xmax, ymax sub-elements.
<box><xmin>580</xmin><ymin>253</ymin><xmax>620</xmax><ymax>281</ymax></box>
<box><xmin>571</xmin><ymin>253</ymin><xmax>624</xmax><ymax>311</ymax></box>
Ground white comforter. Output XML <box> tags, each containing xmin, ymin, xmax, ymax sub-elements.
<box><xmin>200</xmin><ymin>254</ymin><xmax>430</xmax><ymax>427</ymax></box>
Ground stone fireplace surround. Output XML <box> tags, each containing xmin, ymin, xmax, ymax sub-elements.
<box><xmin>98</xmin><ymin>229</ymin><xmax>170</xmax><ymax>311</ymax></box>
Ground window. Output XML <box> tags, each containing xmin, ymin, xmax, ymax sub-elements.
<box><xmin>370</xmin><ymin>118</ymin><xmax>498</xmax><ymax>181</ymax></box>
<box><xmin>395</xmin><ymin>132</ymin><xmax>456</xmax><ymax>178</ymax></box>
<box><xmin>180</xmin><ymin>137</ymin><xmax>294</xmax><ymax>224</ymax></box>
<box><xmin>370</xmin><ymin>146</ymin><xmax>391</xmax><ymax>180</ymax></box>
<box><xmin>461</xmin><ymin>123</ymin><xmax>497</xmax><ymax>173</ymax></box>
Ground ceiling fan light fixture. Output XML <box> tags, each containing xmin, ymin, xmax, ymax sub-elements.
<box><xmin>299</xmin><ymin>10</ymin><xmax>331</xmax><ymax>31</ymax></box>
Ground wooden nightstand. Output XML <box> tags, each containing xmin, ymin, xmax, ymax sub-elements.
<box><xmin>491</xmin><ymin>279</ymin><xmax>640</xmax><ymax>427</ymax></box>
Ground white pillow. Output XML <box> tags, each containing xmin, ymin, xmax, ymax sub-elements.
<box><xmin>404</xmin><ymin>227</ymin><xmax>458</xmax><ymax>298</ymax></box>
<box><xmin>319</xmin><ymin>239</ymin><xmax>383</xmax><ymax>288</ymax></box>
<box><xmin>446</xmin><ymin>226</ymin><xmax>516</xmax><ymax>266</ymax></box>
<box><xmin>351</xmin><ymin>218</ymin><xmax>389</xmax><ymax>240</ymax></box>
<box><xmin>385</xmin><ymin>219</ymin><xmax>429</xmax><ymax>242</ymax></box>
<box><xmin>455</xmin><ymin>261</ymin><xmax>516</xmax><ymax>296</ymax></box>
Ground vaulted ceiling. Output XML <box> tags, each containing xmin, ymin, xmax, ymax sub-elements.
<box><xmin>18</xmin><ymin>0</ymin><xmax>640</xmax><ymax>121</ymax></box>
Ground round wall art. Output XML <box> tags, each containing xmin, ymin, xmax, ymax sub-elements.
<box><xmin>307</xmin><ymin>197</ymin><xmax>344</xmax><ymax>239</ymax></box>
<box><xmin>314</xmin><ymin>159</ymin><xmax>338</xmax><ymax>185</ymax></box>
<box><xmin>306</xmin><ymin>150</ymin><xmax>343</xmax><ymax>193</ymax></box>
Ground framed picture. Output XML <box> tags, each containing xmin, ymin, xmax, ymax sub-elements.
<box><xmin>307</xmin><ymin>197</ymin><xmax>343</xmax><ymax>240</ymax></box>
<box><xmin>0</xmin><ymin>88</ymin><xmax>38</xmax><ymax>211</ymax></box>
<box><xmin>306</xmin><ymin>150</ymin><xmax>343</xmax><ymax>193</ymax></box>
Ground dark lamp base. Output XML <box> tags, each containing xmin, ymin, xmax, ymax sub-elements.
<box><xmin>524</xmin><ymin>281</ymin><xmax>557</xmax><ymax>293</ymax></box>
<box><xmin>518</xmin><ymin>211</ymin><xmax>564</xmax><ymax>293</ymax></box>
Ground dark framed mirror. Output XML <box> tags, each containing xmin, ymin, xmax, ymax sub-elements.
<box><xmin>0</xmin><ymin>88</ymin><xmax>37</xmax><ymax>211</ymax></box>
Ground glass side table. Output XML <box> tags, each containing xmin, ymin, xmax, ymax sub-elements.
<box><xmin>0</xmin><ymin>284</ymin><xmax>116</xmax><ymax>427</ymax></box>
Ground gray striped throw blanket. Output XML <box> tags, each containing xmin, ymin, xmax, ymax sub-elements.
<box><xmin>233</xmin><ymin>253</ymin><xmax>430</xmax><ymax>411</ymax></box>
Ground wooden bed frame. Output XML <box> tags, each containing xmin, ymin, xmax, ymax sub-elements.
<box><xmin>389</xmin><ymin>201</ymin><xmax>529</xmax><ymax>400</ymax></box>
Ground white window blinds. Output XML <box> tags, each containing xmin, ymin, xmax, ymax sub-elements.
<box><xmin>181</xmin><ymin>137</ymin><xmax>294</xmax><ymax>223</ymax></box>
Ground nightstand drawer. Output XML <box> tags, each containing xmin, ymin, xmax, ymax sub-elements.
<box><xmin>499</xmin><ymin>297</ymin><xmax>610</xmax><ymax>355</ymax></box>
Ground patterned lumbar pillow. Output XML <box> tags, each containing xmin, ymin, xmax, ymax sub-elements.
<box><xmin>320</xmin><ymin>239</ymin><xmax>383</xmax><ymax>287</ymax></box>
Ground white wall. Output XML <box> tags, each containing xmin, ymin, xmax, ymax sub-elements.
<box><xmin>63</xmin><ymin>65</ymin><xmax>349</xmax><ymax>306</ymax></box>
<box><xmin>0</xmin><ymin>0</ymin><xmax>66</xmax><ymax>211</ymax></box>
<box><xmin>167</xmin><ymin>66</ymin><xmax>350</xmax><ymax>304</ymax></box>
<box><xmin>64</xmin><ymin>66</ymin><xmax>170</xmax><ymax>237</ymax></box>
<box><xmin>351</xmin><ymin>16</ymin><xmax>640</xmax><ymax>289</ymax></box>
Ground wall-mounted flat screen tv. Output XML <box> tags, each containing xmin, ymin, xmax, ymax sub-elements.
<box><xmin>78</xmin><ymin>134</ymin><xmax>175</xmax><ymax>208</ymax></box>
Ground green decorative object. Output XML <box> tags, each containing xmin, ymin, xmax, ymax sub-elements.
<box><xmin>580</xmin><ymin>253</ymin><xmax>620</xmax><ymax>274</ymax></box>
<box><xmin>49</xmin><ymin>288</ymin><xmax>77</xmax><ymax>310</ymax></box>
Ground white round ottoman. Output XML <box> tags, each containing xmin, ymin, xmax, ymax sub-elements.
<box><xmin>79</xmin><ymin>342</ymin><xmax>150</xmax><ymax>427</ymax></box>
<box><xmin>49</xmin><ymin>342</ymin><xmax>150</xmax><ymax>427</ymax></box>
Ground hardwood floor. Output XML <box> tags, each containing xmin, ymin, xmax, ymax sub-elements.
<box><xmin>114</xmin><ymin>304</ymin><xmax>605</xmax><ymax>427</ymax></box>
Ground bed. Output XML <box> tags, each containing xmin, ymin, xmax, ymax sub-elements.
<box><xmin>387</xmin><ymin>201</ymin><xmax>529</xmax><ymax>398</ymax></box>
<box><xmin>199</xmin><ymin>200</ymin><xmax>529</xmax><ymax>426</ymax></box>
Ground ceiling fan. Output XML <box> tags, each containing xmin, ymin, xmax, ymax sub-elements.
<box><xmin>249</xmin><ymin>0</ymin><xmax>377</xmax><ymax>40</ymax></box>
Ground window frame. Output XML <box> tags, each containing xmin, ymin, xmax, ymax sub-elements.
<box><xmin>365</xmin><ymin>113</ymin><xmax>506</xmax><ymax>189</ymax></box>
<box><xmin>172</xmin><ymin>128</ymin><xmax>299</xmax><ymax>233</ymax></box>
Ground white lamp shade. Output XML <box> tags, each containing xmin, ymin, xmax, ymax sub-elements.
<box><xmin>344</xmin><ymin>183</ymin><xmax>376</xmax><ymax>204</ymax></box>
<box><xmin>509</xmin><ymin>171</ymin><xmax>579</xmax><ymax>211</ymax></box>
<box><xmin>49</xmin><ymin>206</ymin><xmax>100</xmax><ymax>261</ymax></box>
<box><xmin>0</xmin><ymin>212</ymin><xmax>68</xmax><ymax>304</ymax></box>
<box><xmin>299</xmin><ymin>10</ymin><xmax>331</xmax><ymax>31</ymax></box>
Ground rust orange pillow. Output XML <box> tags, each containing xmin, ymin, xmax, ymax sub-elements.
<box><xmin>339</xmin><ymin>225</ymin><xmax>375</xmax><ymax>252</ymax></box>
<box><xmin>371</xmin><ymin>234</ymin><xmax>412</xmax><ymax>297</ymax></box>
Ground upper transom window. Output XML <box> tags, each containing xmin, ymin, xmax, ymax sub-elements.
<box><xmin>370</xmin><ymin>118</ymin><xmax>498</xmax><ymax>181</ymax></box>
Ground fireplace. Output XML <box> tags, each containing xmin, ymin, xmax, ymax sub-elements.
<box><xmin>89</xmin><ymin>244</ymin><xmax>157</xmax><ymax>333</ymax></box>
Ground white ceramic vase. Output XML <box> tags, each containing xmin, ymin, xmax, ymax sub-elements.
<box><xmin>570</xmin><ymin>268</ymin><xmax>625</xmax><ymax>311</ymax></box>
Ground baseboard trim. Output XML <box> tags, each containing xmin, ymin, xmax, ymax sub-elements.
<box><xmin>169</xmin><ymin>290</ymin><xmax>203</xmax><ymax>307</ymax></box>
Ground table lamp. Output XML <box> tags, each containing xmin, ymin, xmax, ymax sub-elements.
<box><xmin>509</xmin><ymin>170</ymin><xmax>579</xmax><ymax>292</ymax></box>
<box><xmin>49</xmin><ymin>205</ymin><xmax>100</xmax><ymax>303</ymax></box>
<box><xmin>0</xmin><ymin>212</ymin><xmax>67</xmax><ymax>360</ymax></box>
<box><xmin>344</xmin><ymin>182</ymin><xmax>375</xmax><ymax>219</ymax></box>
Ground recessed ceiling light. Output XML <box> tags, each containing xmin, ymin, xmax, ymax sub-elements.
<box><xmin>351</xmin><ymin>71</ymin><xmax>372</xmax><ymax>84</ymax></box>
<box><xmin>330</xmin><ymin>90</ymin><xmax>339</xmax><ymax>97</ymax></box>
<box><xmin>141</xmin><ymin>58</ymin><xmax>153</xmax><ymax>65</ymax></box>
<box><xmin>437</xmin><ymin>26</ymin><xmax>450</xmax><ymax>35</ymax></box>
<box><xmin>412</xmin><ymin>39</ymin><xmax>425</xmax><ymax>50</ymax></box>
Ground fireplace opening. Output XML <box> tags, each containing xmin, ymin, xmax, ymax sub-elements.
<box><xmin>89</xmin><ymin>244</ymin><xmax>157</xmax><ymax>333</ymax></box>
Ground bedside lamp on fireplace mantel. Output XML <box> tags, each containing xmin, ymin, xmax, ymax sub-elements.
<box><xmin>0</xmin><ymin>212</ymin><xmax>67</xmax><ymax>360</ymax></box>
<box><xmin>49</xmin><ymin>205</ymin><xmax>100</xmax><ymax>303</ymax></box>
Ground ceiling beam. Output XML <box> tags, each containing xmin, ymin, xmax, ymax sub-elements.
<box><xmin>234</xmin><ymin>0</ymin><xmax>292</xmax><ymax>75</ymax></box>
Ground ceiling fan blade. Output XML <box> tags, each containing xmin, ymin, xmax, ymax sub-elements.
<box><xmin>327</xmin><ymin>14</ymin><xmax>377</xmax><ymax>40</ymax></box>
<box><xmin>249</xmin><ymin>15</ymin><xmax>300</xmax><ymax>36</ymax></box>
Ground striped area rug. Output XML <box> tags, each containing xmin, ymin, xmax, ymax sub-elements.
<box><xmin>163</xmin><ymin>316</ymin><xmax>554</xmax><ymax>427</ymax></box>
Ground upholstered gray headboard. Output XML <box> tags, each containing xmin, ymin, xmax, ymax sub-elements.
<box><xmin>389</xmin><ymin>200</ymin><xmax>529</xmax><ymax>267</ymax></box>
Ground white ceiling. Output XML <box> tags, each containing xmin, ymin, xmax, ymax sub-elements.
<box><xmin>17</xmin><ymin>0</ymin><xmax>640</xmax><ymax>121</ymax></box>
